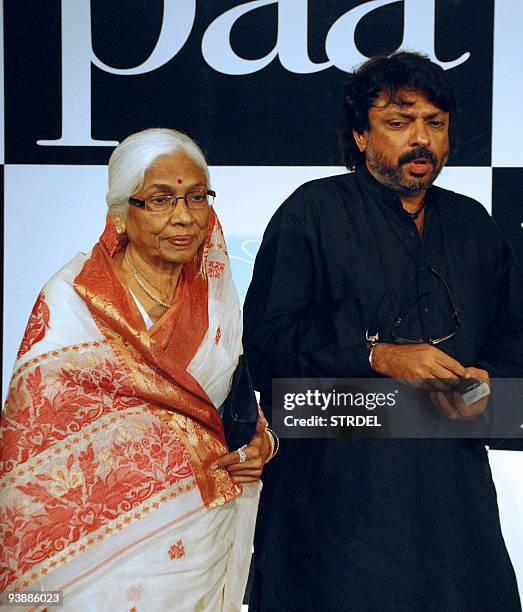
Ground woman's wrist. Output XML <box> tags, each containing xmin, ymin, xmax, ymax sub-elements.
<box><xmin>263</xmin><ymin>427</ymin><xmax>279</xmax><ymax>463</ymax></box>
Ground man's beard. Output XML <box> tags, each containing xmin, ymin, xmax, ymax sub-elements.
<box><xmin>365</xmin><ymin>143</ymin><xmax>448</xmax><ymax>196</ymax></box>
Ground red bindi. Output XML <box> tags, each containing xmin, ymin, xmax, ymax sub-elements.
<box><xmin>177</xmin><ymin>179</ymin><xmax>183</xmax><ymax>184</ymax></box>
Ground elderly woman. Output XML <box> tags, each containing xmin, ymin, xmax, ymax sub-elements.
<box><xmin>0</xmin><ymin>129</ymin><xmax>274</xmax><ymax>611</ymax></box>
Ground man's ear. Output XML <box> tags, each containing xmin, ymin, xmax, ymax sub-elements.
<box><xmin>352</xmin><ymin>129</ymin><xmax>368</xmax><ymax>153</ymax></box>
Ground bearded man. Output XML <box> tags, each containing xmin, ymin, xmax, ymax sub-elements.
<box><xmin>243</xmin><ymin>52</ymin><xmax>523</xmax><ymax>611</ymax></box>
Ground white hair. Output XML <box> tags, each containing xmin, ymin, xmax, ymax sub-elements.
<box><xmin>106</xmin><ymin>128</ymin><xmax>210</xmax><ymax>216</ymax></box>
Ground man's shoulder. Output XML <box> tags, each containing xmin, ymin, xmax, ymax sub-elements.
<box><xmin>432</xmin><ymin>186</ymin><xmax>503</xmax><ymax>246</ymax></box>
<box><xmin>278</xmin><ymin>172</ymin><xmax>357</xmax><ymax>217</ymax></box>
<box><xmin>432</xmin><ymin>185</ymin><xmax>490</xmax><ymax>217</ymax></box>
<box><xmin>292</xmin><ymin>171</ymin><xmax>357</xmax><ymax>197</ymax></box>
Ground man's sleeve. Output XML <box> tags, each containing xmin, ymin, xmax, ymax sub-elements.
<box><xmin>243</xmin><ymin>191</ymin><xmax>372</xmax><ymax>395</ymax></box>
<box><xmin>475</xmin><ymin>234</ymin><xmax>523</xmax><ymax>379</ymax></box>
<box><xmin>471</xmin><ymin>227</ymin><xmax>523</xmax><ymax>449</ymax></box>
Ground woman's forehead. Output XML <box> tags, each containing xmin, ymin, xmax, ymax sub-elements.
<box><xmin>145</xmin><ymin>151</ymin><xmax>207</xmax><ymax>183</ymax></box>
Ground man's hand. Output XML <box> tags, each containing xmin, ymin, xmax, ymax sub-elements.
<box><xmin>371</xmin><ymin>342</ymin><xmax>466</xmax><ymax>390</ymax></box>
<box><xmin>431</xmin><ymin>367</ymin><xmax>490</xmax><ymax>420</ymax></box>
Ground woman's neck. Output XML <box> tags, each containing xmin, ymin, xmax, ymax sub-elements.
<box><xmin>113</xmin><ymin>246</ymin><xmax>183</xmax><ymax>322</ymax></box>
<box><xmin>125</xmin><ymin>245</ymin><xmax>182</xmax><ymax>298</ymax></box>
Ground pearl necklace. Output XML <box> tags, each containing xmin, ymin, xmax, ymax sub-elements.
<box><xmin>125</xmin><ymin>250</ymin><xmax>171</xmax><ymax>309</ymax></box>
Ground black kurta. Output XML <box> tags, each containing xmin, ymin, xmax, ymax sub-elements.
<box><xmin>243</xmin><ymin>167</ymin><xmax>523</xmax><ymax>611</ymax></box>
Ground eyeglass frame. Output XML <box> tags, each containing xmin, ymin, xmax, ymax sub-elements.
<box><xmin>128</xmin><ymin>189</ymin><xmax>216</xmax><ymax>214</ymax></box>
<box><xmin>391</xmin><ymin>266</ymin><xmax>460</xmax><ymax>345</ymax></box>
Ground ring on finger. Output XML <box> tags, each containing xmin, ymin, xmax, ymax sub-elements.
<box><xmin>237</xmin><ymin>445</ymin><xmax>247</xmax><ymax>464</ymax></box>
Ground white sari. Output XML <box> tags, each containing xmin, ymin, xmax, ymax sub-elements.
<box><xmin>0</xmin><ymin>211</ymin><xmax>259</xmax><ymax>611</ymax></box>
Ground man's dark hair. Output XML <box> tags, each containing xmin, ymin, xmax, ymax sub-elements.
<box><xmin>342</xmin><ymin>51</ymin><xmax>456</xmax><ymax>171</ymax></box>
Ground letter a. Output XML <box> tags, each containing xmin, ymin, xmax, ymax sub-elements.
<box><xmin>202</xmin><ymin>0</ymin><xmax>330</xmax><ymax>76</ymax></box>
<box><xmin>326</xmin><ymin>0</ymin><xmax>470</xmax><ymax>72</ymax></box>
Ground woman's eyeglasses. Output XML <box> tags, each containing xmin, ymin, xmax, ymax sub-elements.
<box><xmin>391</xmin><ymin>266</ymin><xmax>460</xmax><ymax>345</ymax></box>
<box><xmin>129</xmin><ymin>189</ymin><xmax>216</xmax><ymax>215</ymax></box>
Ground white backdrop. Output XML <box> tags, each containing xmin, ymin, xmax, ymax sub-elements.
<box><xmin>3</xmin><ymin>164</ymin><xmax>522</xmax><ymax>596</ymax></box>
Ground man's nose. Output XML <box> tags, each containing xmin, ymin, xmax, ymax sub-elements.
<box><xmin>410</xmin><ymin>120</ymin><xmax>430</xmax><ymax>147</ymax></box>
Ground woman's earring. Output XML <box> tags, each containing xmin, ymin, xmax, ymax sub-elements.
<box><xmin>115</xmin><ymin>226</ymin><xmax>123</xmax><ymax>235</ymax></box>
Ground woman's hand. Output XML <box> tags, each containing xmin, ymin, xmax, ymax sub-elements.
<box><xmin>256</xmin><ymin>405</ymin><xmax>268</xmax><ymax>433</ymax></box>
<box><xmin>211</xmin><ymin>430</ymin><xmax>272</xmax><ymax>483</ymax></box>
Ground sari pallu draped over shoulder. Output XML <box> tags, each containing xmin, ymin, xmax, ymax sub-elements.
<box><xmin>0</xmin><ymin>208</ymin><xmax>247</xmax><ymax>600</ymax></box>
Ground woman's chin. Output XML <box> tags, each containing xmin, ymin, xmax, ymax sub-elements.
<box><xmin>162</xmin><ymin>248</ymin><xmax>198</xmax><ymax>265</ymax></box>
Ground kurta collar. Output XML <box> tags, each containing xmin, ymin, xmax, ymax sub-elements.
<box><xmin>354</xmin><ymin>162</ymin><xmax>435</xmax><ymax>215</ymax></box>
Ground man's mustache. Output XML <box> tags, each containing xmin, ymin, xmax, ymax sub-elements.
<box><xmin>399</xmin><ymin>148</ymin><xmax>437</xmax><ymax>166</ymax></box>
